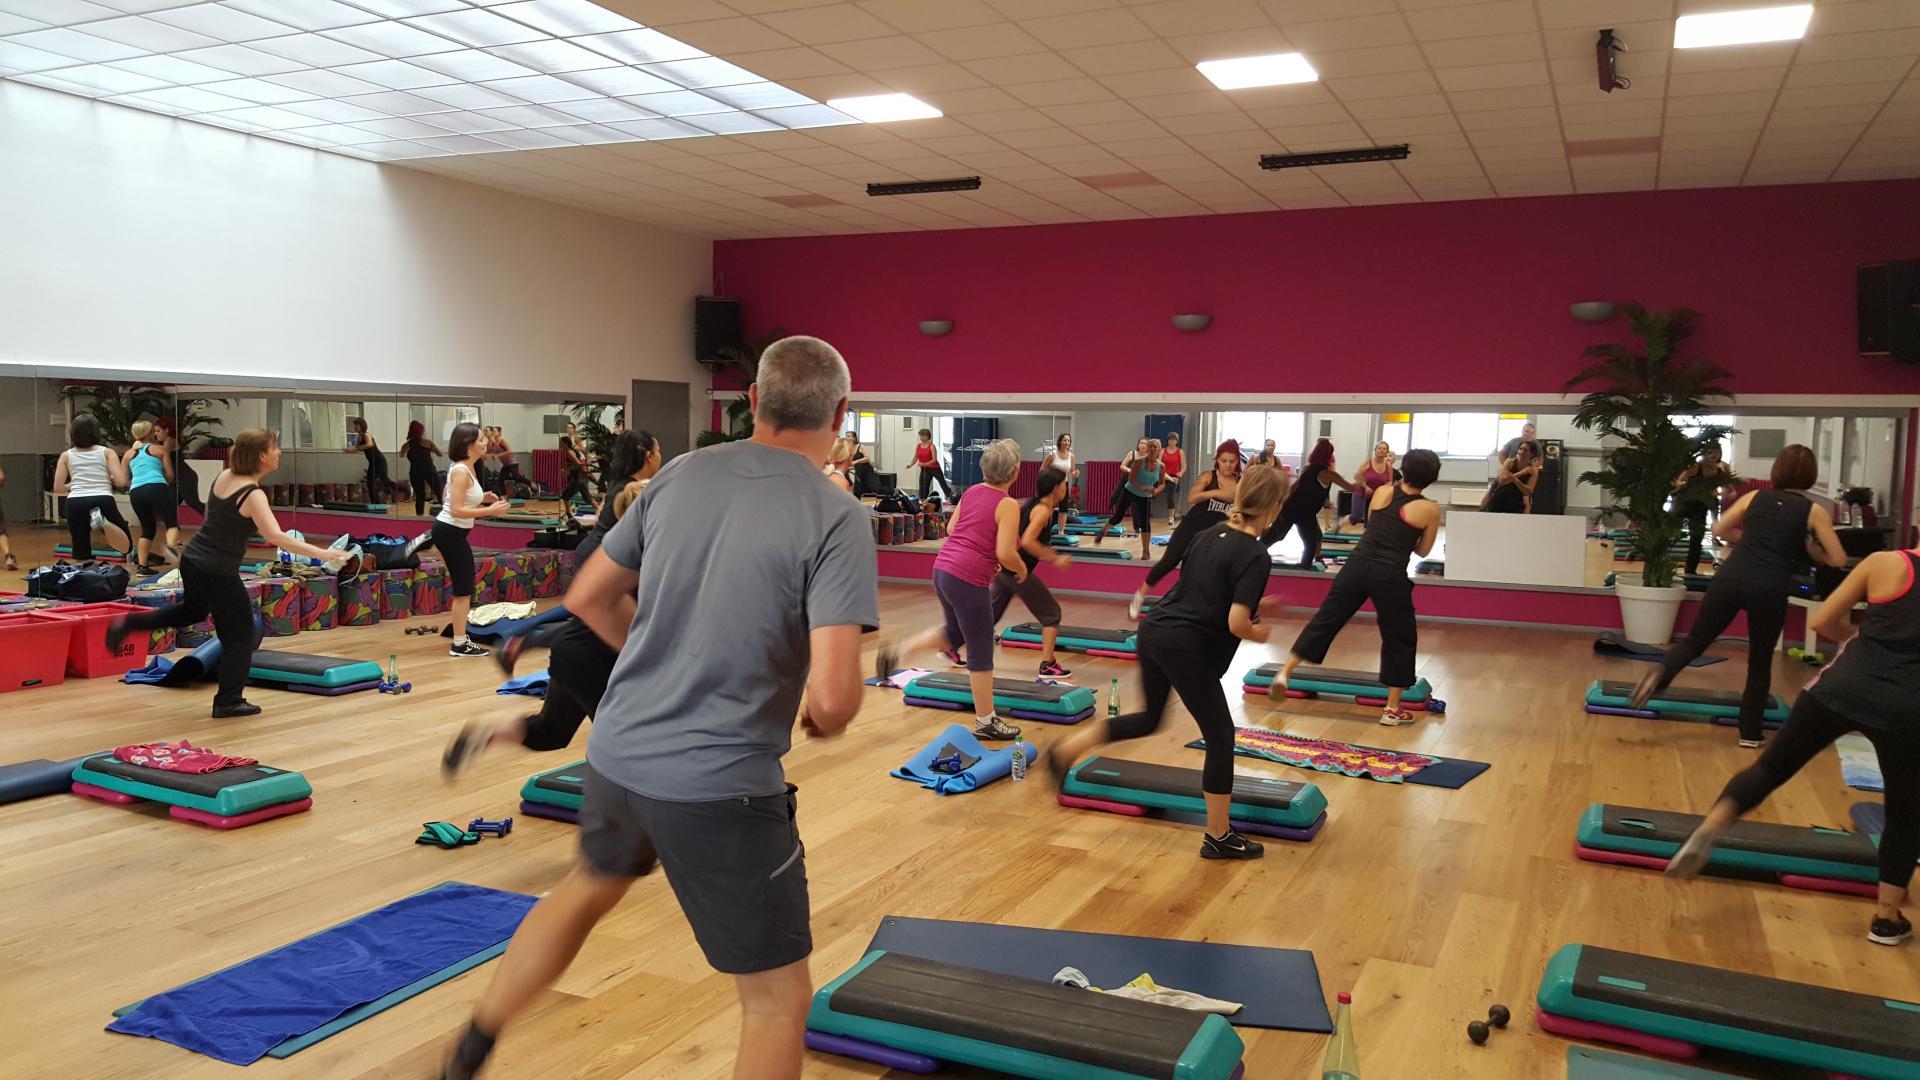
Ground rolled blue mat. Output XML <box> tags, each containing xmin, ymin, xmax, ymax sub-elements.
<box><xmin>0</xmin><ymin>756</ymin><xmax>93</xmax><ymax>804</ymax></box>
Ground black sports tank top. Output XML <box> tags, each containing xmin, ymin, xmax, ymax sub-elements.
<box><xmin>405</xmin><ymin>442</ymin><xmax>434</xmax><ymax>473</ymax></box>
<box><xmin>1349</xmin><ymin>487</ymin><xmax>1427</xmax><ymax>568</ymax></box>
<box><xmin>1719</xmin><ymin>490</ymin><xmax>1813</xmax><ymax>589</ymax></box>
<box><xmin>185</xmin><ymin>479</ymin><xmax>259</xmax><ymax>570</ymax></box>
<box><xmin>1172</xmin><ymin>470</ymin><xmax>1233</xmax><ymax>535</ymax></box>
<box><xmin>1485</xmin><ymin>471</ymin><xmax>1527</xmax><ymax>513</ymax></box>
<box><xmin>572</xmin><ymin>484</ymin><xmax>626</xmax><ymax>570</ymax></box>
<box><xmin>1807</xmin><ymin>551</ymin><xmax>1920</xmax><ymax>731</ymax></box>
<box><xmin>1285</xmin><ymin>467</ymin><xmax>1334</xmax><ymax>513</ymax></box>
<box><xmin>1016</xmin><ymin>497</ymin><xmax>1048</xmax><ymax>571</ymax></box>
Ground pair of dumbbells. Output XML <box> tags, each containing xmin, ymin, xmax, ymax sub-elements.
<box><xmin>1467</xmin><ymin>1004</ymin><xmax>1511</xmax><ymax>1045</ymax></box>
<box><xmin>469</xmin><ymin>816</ymin><xmax>513</xmax><ymax>837</ymax></box>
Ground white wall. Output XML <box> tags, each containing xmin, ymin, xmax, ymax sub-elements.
<box><xmin>0</xmin><ymin>82</ymin><xmax>712</xmax><ymax>441</ymax></box>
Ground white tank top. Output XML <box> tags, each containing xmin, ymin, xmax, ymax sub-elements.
<box><xmin>436</xmin><ymin>462</ymin><xmax>483</xmax><ymax>530</ymax></box>
<box><xmin>66</xmin><ymin>446</ymin><xmax>114</xmax><ymax>497</ymax></box>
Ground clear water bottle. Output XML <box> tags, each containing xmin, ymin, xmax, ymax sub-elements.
<box><xmin>1108</xmin><ymin>678</ymin><xmax>1120</xmax><ymax>718</ymax></box>
<box><xmin>1010</xmin><ymin>736</ymin><xmax>1026</xmax><ymax>782</ymax></box>
<box><xmin>1322</xmin><ymin>991</ymin><xmax>1359</xmax><ymax>1079</ymax></box>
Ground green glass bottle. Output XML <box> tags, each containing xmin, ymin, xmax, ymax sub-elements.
<box><xmin>1108</xmin><ymin>678</ymin><xmax>1120</xmax><ymax>718</ymax></box>
<box><xmin>1322</xmin><ymin>992</ymin><xmax>1358</xmax><ymax>1079</ymax></box>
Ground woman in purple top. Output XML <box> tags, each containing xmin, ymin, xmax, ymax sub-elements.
<box><xmin>879</xmin><ymin>438</ymin><xmax>1027</xmax><ymax>741</ymax></box>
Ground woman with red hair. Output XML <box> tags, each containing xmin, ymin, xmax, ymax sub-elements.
<box><xmin>1129</xmin><ymin>440</ymin><xmax>1243</xmax><ymax>620</ymax></box>
<box><xmin>1262</xmin><ymin>437</ymin><xmax>1352</xmax><ymax>570</ymax></box>
<box><xmin>403</xmin><ymin>420</ymin><xmax>444</xmax><ymax>517</ymax></box>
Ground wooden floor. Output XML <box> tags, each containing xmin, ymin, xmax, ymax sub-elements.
<box><xmin>0</xmin><ymin>523</ymin><xmax>1898</xmax><ymax>1080</ymax></box>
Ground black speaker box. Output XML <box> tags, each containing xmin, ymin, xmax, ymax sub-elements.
<box><xmin>695</xmin><ymin>296</ymin><xmax>742</xmax><ymax>361</ymax></box>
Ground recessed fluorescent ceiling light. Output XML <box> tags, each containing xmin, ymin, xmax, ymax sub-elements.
<box><xmin>1673</xmin><ymin>4</ymin><xmax>1813</xmax><ymax>49</ymax></box>
<box><xmin>825</xmin><ymin>91</ymin><xmax>938</xmax><ymax>122</ymax></box>
<box><xmin>0</xmin><ymin>0</ymin><xmax>864</xmax><ymax>160</ymax></box>
<box><xmin>1196</xmin><ymin>51</ymin><xmax>1317</xmax><ymax>90</ymax></box>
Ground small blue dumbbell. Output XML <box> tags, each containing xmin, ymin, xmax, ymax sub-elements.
<box><xmin>468</xmin><ymin>817</ymin><xmax>513</xmax><ymax>837</ymax></box>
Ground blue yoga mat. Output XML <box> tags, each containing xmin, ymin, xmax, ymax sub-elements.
<box><xmin>497</xmin><ymin>669</ymin><xmax>550</xmax><ymax>697</ymax></box>
<box><xmin>107</xmin><ymin>882</ymin><xmax>535</xmax><ymax>1065</ymax></box>
<box><xmin>1592</xmin><ymin>631</ymin><xmax>1725</xmax><ymax>667</ymax></box>
<box><xmin>1852</xmin><ymin>802</ymin><xmax>1886</xmax><ymax>842</ymax></box>
<box><xmin>123</xmin><ymin>637</ymin><xmax>222</xmax><ymax>687</ymax></box>
<box><xmin>0</xmin><ymin>756</ymin><xmax>93</xmax><ymax>804</ymax></box>
<box><xmin>889</xmin><ymin>723</ymin><xmax>1026</xmax><ymax>795</ymax></box>
<box><xmin>458</xmin><ymin>604</ymin><xmax>571</xmax><ymax>644</ymax></box>
<box><xmin>863</xmin><ymin>915</ymin><xmax>1331</xmax><ymax>1033</ymax></box>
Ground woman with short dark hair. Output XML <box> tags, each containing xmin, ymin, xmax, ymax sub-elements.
<box><xmin>1629</xmin><ymin>444</ymin><xmax>1849</xmax><ymax>746</ymax></box>
<box><xmin>53</xmin><ymin>414</ymin><xmax>133</xmax><ymax>562</ymax></box>
<box><xmin>913</xmin><ymin>428</ymin><xmax>953</xmax><ymax>501</ymax></box>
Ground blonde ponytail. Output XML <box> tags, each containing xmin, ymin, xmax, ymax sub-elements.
<box><xmin>1229</xmin><ymin>464</ymin><xmax>1286</xmax><ymax>529</ymax></box>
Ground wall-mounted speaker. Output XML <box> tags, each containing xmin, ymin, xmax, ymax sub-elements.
<box><xmin>1859</xmin><ymin>259</ymin><xmax>1920</xmax><ymax>364</ymax></box>
<box><xmin>695</xmin><ymin>296</ymin><xmax>743</xmax><ymax>362</ymax></box>
<box><xmin>1318</xmin><ymin>419</ymin><xmax>1332</xmax><ymax>438</ymax></box>
<box><xmin>1748</xmin><ymin>428</ymin><xmax>1786</xmax><ymax>458</ymax></box>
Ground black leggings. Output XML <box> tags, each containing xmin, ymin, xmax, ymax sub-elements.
<box><xmin>1107</xmin><ymin>491</ymin><xmax>1150</xmax><ymax>534</ymax></box>
<box><xmin>411</xmin><ymin>468</ymin><xmax>437</xmax><ymax>516</ymax></box>
<box><xmin>1720</xmin><ymin>692</ymin><xmax>1920</xmax><ymax>890</ymax></box>
<box><xmin>1105</xmin><ymin>626</ymin><xmax>1237</xmax><ymax>795</ymax></box>
<box><xmin>560</xmin><ymin>468</ymin><xmax>592</xmax><ymax>508</ymax></box>
<box><xmin>1290</xmin><ymin>560</ymin><xmax>1419</xmax><ymax>689</ymax></box>
<box><xmin>432</xmin><ymin>520</ymin><xmax>476</xmax><ymax>598</ymax></box>
<box><xmin>1145</xmin><ymin>512</ymin><xmax>1222</xmax><ymax>587</ymax></box>
<box><xmin>1683</xmin><ymin>507</ymin><xmax>1709</xmax><ymax>575</ymax></box>
<box><xmin>130</xmin><ymin>483</ymin><xmax>178</xmax><ymax>539</ymax></box>
<box><xmin>1261</xmin><ymin>508</ymin><xmax>1323</xmax><ymax>569</ymax></box>
<box><xmin>918</xmin><ymin>465</ymin><xmax>954</xmax><ymax>501</ymax></box>
<box><xmin>522</xmin><ymin>621</ymin><xmax>619</xmax><ymax>752</ymax></box>
<box><xmin>364</xmin><ymin>454</ymin><xmax>391</xmax><ymax>502</ymax></box>
<box><xmin>65</xmin><ymin>495</ymin><xmax>132</xmax><ymax>561</ymax></box>
<box><xmin>1653</xmin><ymin>576</ymin><xmax>1787</xmax><ymax>742</ymax></box>
<box><xmin>119</xmin><ymin>559</ymin><xmax>258</xmax><ymax>706</ymax></box>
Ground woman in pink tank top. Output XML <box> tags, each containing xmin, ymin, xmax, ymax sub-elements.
<box><xmin>1348</xmin><ymin>442</ymin><xmax>1398</xmax><ymax>527</ymax></box>
<box><xmin>879</xmin><ymin>438</ymin><xmax>1028</xmax><ymax>742</ymax></box>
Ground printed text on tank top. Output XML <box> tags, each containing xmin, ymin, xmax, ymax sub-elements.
<box><xmin>1197</xmin><ymin>471</ymin><xmax>1234</xmax><ymax>516</ymax></box>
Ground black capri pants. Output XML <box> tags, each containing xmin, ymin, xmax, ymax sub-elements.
<box><xmin>431</xmin><ymin>520</ymin><xmax>477</xmax><ymax>598</ymax></box>
<box><xmin>1261</xmin><ymin>507</ymin><xmax>1323</xmax><ymax>570</ymax></box>
<box><xmin>1107</xmin><ymin>490</ymin><xmax>1151</xmax><ymax>534</ymax></box>
<box><xmin>1289</xmin><ymin>560</ymin><xmax>1418</xmax><ymax>689</ymax></box>
<box><xmin>116</xmin><ymin>559</ymin><xmax>258</xmax><ymax>707</ymax></box>
<box><xmin>990</xmin><ymin>567</ymin><xmax>1062</xmax><ymax>628</ymax></box>
<box><xmin>1106</xmin><ymin>623</ymin><xmax>1238</xmax><ymax>795</ymax></box>
<box><xmin>1720</xmin><ymin>692</ymin><xmax>1920</xmax><ymax>890</ymax></box>
<box><xmin>1647</xmin><ymin>575</ymin><xmax>1786</xmax><ymax>743</ymax></box>
<box><xmin>64</xmin><ymin>495</ymin><xmax>132</xmax><ymax>562</ymax></box>
<box><xmin>411</xmin><ymin>467</ymin><xmax>438</xmax><ymax>516</ymax></box>
<box><xmin>130</xmin><ymin>483</ymin><xmax>178</xmax><ymax>538</ymax></box>
<box><xmin>521</xmin><ymin>620</ymin><xmax>620</xmax><ymax>752</ymax></box>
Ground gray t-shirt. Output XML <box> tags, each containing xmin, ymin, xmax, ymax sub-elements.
<box><xmin>587</xmin><ymin>440</ymin><xmax>879</xmax><ymax>801</ymax></box>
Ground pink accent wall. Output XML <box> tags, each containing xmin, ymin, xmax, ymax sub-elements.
<box><xmin>715</xmin><ymin>181</ymin><xmax>1920</xmax><ymax>397</ymax></box>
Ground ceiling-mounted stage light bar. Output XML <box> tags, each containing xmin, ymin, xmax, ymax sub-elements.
<box><xmin>1260</xmin><ymin>144</ymin><xmax>1410</xmax><ymax>170</ymax></box>
<box><xmin>867</xmin><ymin>176</ymin><xmax>982</xmax><ymax>197</ymax></box>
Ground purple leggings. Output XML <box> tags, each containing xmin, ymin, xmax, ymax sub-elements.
<box><xmin>933</xmin><ymin>569</ymin><xmax>996</xmax><ymax>672</ymax></box>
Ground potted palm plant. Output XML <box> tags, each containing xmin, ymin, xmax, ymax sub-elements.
<box><xmin>1565</xmin><ymin>305</ymin><xmax>1735</xmax><ymax>644</ymax></box>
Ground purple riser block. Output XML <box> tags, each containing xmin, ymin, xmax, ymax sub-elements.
<box><xmin>1236</xmin><ymin>810</ymin><xmax>1327</xmax><ymax>842</ymax></box>
<box><xmin>804</xmin><ymin>1030</ymin><xmax>939</xmax><ymax>1074</ymax></box>
<box><xmin>902</xmin><ymin>695</ymin><xmax>1093</xmax><ymax>724</ymax></box>
<box><xmin>520</xmin><ymin>799</ymin><xmax>579</xmax><ymax>824</ymax></box>
<box><xmin>1585</xmin><ymin>704</ymin><xmax>1662</xmax><ymax>719</ymax></box>
<box><xmin>1586</xmin><ymin>703</ymin><xmax>1784</xmax><ymax>728</ymax></box>
<box><xmin>260</xmin><ymin>678</ymin><xmax>382</xmax><ymax>696</ymax></box>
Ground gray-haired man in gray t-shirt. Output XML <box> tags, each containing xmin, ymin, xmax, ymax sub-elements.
<box><xmin>444</xmin><ymin>336</ymin><xmax>877</xmax><ymax>1080</ymax></box>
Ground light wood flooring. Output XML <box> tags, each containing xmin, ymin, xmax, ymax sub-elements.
<box><xmin>0</xmin><ymin>523</ymin><xmax>1900</xmax><ymax>1080</ymax></box>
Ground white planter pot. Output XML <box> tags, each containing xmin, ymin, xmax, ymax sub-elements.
<box><xmin>1616</xmin><ymin>579</ymin><xmax>1686</xmax><ymax>646</ymax></box>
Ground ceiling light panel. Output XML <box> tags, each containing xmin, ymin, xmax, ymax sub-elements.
<box><xmin>1672</xmin><ymin>5</ymin><xmax>1813</xmax><ymax>49</ymax></box>
<box><xmin>1196</xmin><ymin>52</ymin><xmax>1318</xmax><ymax>91</ymax></box>
<box><xmin>0</xmin><ymin>0</ymin><xmax>900</xmax><ymax>160</ymax></box>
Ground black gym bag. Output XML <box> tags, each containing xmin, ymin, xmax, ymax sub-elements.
<box><xmin>27</xmin><ymin>560</ymin><xmax>130</xmax><ymax>602</ymax></box>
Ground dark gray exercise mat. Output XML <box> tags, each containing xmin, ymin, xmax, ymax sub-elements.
<box><xmin>915</xmin><ymin>672</ymin><xmax>1078</xmax><ymax>702</ymax></box>
<box><xmin>252</xmin><ymin>652</ymin><xmax>361</xmax><ymax>676</ymax></box>
<box><xmin>1251</xmin><ymin>663</ymin><xmax>1391</xmax><ymax>688</ymax></box>
<box><xmin>1596</xmin><ymin>680</ymin><xmax>1743</xmax><ymax>707</ymax></box>
<box><xmin>1009</xmin><ymin>622</ymin><xmax>1133</xmax><ymax>644</ymax></box>
<box><xmin>532</xmin><ymin>764</ymin><xmax>589</xmax><ymax>798</ymax></box>
<box><xmin>1082</xmin><ymin>756</ymin><xmax>1309</xmax><ymax>810</ymax></box>
<box><xmin>1600</xmin><ymin>805</ymin><xmax>1876</xmax><ymax>866</ymax></box>
<box><xmin>864</xmin><ymin>915</ymin><xmax>1332</xmax><ymax>1033</ymax></box>
<box><xmin>0</xmin><ymin>756</ymin><xmax>90</xmax><ymax>803</ymax></box>
<box><xmin>80</xmin><ymin>755</ymin><xmax>288</xmax><ymax>797</ymax></box>
<box><xmin>833</xmin><ymin>952</ymin><xmax>1207</xmax><ymax>1076</ymax></box>
<box><xmin>1573</xmin><ymin>946</ymin><xmax>1920</xmax><ymax>1062</ymax></box>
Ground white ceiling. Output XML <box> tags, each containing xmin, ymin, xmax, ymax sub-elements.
<box><xmin>20</xmin><ymin>0</ymin><xmax>1920</xmax><ymax>238</ymax></box>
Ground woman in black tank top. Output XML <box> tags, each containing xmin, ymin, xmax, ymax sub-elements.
<box><xmin>1665</xmin><ymin>547</ymin><xmax>1920</xmax><ymax>946</ymax></box>
<box><xmin>1261</xmin><ymin>438</ymin><xmax>1354</xmax><ymax>570</ymax></box>
<box><xmin>345</xmin><ymin>418</ymin><xmax>390</xmax><ymax>502</ymax></box>
<box><xmin>985</xmin><ymin>467</ymin><xmax>1075</xmax><ymax>677</ymax></box>
<box><xmin>1132</xmin><ymin>441</ymin><xmax>1244</xmax><ymax>618</ymax></box>
<box><xmin>1629</xmin><ymin>446</ymin><xmax>1848</xmax><ymax>744</ymax></box>
<box><xmin>108</xmin><ymin>428</ymin><xmax>349</xmax><ymax>719</ymax></box>
<box><xmin>442</xmin><ymin>430</ymin><xmax>663</xmax><ymax>777</ymax></box>
<box><xmin>1277</xmin><ymin>450</ymin><xmax>1443</xmax><ymax>725</ymax></box>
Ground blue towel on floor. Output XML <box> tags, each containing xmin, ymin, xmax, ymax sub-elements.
<box><xmin>497</xmin><ymin>669</ymin><xmax>550</xmax><ymax>697</ymax></box>
<box><xmin>122</xmin><ymin>638</ymin><xmax>221</xmax><ymax>686</ymax></box>
<box><xmin>890</xmin><ymin>723</ymin><xmax>1026</xmax><ymax>795</ymax></box>
<box><xmin>1838</xmin><ymin>734</ymin><xmax>1884</xmax><ymax>792</ymax></box>
<box><xmin>106</xmin><ymin>883</ymin><xmax>536</xmax><ymax>1065</ymax></box>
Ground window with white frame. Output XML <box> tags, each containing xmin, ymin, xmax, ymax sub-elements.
<box><xmin>1380</xmin><ymin>411</ymin><xmax>1526</xmax><ymax>458</ymax></box>
<box><xmin>856</xmin><ymin>411</ymin><xmax>877</xmax><ymax>445</ymax></box>
<box><xmin>1217</xmin><ymin>411</ymin><xmax>1306</xmax><ymax>458</ymax></box>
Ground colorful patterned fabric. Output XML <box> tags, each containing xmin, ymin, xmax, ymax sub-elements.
<box><xmin>338</xmin><ymin>574</ymin><xmax>379</xmax><ymax>627</ymax></box>
<box><xmin>256</xmin><ymin>578</ymin><xmax>300</xmax><ymax>638</ymax></box>
<box><xmin>526</xmin><ymin>549</ymin><xmax>562</xmax><ymax>598</ymax></box>
<box><xmin>494</xmin><ymin>551</ymin><xmax>533</xmax><ymax>604</ymax></box>
<box><xmin>379</xmin><ymin>568</ymin><xmax>414</xmax><ymax>620</ymax></box>
<box><xmin>1201</xmin><ymin>726</ymin><xmax>1438</xmax><ymax>783</ymax></box>
<box><xmin>412</xmin><ymin>561</ymin><xmax>449</xmax><ymax>616</ymax></box>
<box><xmin>473</xmin><ymin>555</ymin><xmax>500</xmax><ymax>606</ymax></box>
<box><xmin>299</xmin><ymin>576</ymin><xmax>339</xmax><ymax>631</ymax></box>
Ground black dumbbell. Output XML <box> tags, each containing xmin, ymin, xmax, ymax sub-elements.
<box><xmin>468</xmin><ymin>817</ymin><xmax>513</xmax><ymax>837</ymax></box>
<box><xmin>1467</xmin><ymin>1020</ymin><xmax>1489</xmax><ymax>1045</ymax></box>
<box><xmin>1488</xmin><ymin>1003</ymin><xmax>1510</xmax><ymax>1029</ymax></box>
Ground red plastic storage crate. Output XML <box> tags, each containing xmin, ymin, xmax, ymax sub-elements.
<box><xmin>47</xmin><ymin>601</ymin><xmax>152</xmax><ymax>678</ymax></box>
<box><xmin>0</xmin><ymin>612</ymin><xmax>74</xmax><ymax>692</ymax></box>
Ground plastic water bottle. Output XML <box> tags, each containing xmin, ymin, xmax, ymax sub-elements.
<box><xmin>1108</xmin><ymin>678</ymin><xmax>1120</xmax><ymax>719</ymax></box>
<box><xmin>1322</xmin><ymin>991</ymin><xmax>1359</xmax><ymax>1079</ymax></box>
<box><xmin>1010</xmin><ymin>736</ymin><xmax>1026</xmax><ymax>782</ymax></box>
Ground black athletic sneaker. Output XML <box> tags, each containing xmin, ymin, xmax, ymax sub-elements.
<box><xmin>974</xmin><ymin>716</ymin><xmax>1021</xmax><ymax>741</ymax></box>
<box><xmin>1626</xmin><ymin>668</ymin><xmax>1663</xmax><ymax>712</ymax></box>
<box><xmin>442</xmin><ymin>721</ymin><xmax>501</xmax><ymax>778</ymax></box>
<box><xmin>211</xmin><ymin>701</ymin><xmax>262</xmax><ymax>719</ymax></box>
<box><xmin>449</xmin><ymin>640</ymin><xmax>489</xmax><ymax>658</ymax></box>
<box><xmin>1039</xmin><ymin>659</ymin><xmax>1072</xmax><ymax>677</ymax></box>
<box><xmin>1870</xmin><ymin>914</ymin><xmax>1913</xmax><ymax>946</ymax></box>
<box><xmin>1201</xmin><ymin>831</ymin><xmax>1265</xmax><ymax>860</ymax></box>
